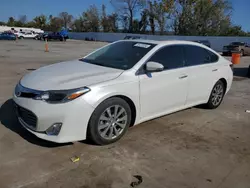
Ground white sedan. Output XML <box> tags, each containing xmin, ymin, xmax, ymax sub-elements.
<box><xmin>13</xmin><ymin>40</ymin><xmax>233</xmax><ymax>145</ymax></box>
<box><xmin>17</xmin><ymin>31</ymin><xmax>38</xmax><ymax>39</ymax></box>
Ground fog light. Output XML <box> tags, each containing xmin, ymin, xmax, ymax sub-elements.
<box><xmin>46</xmin><ymin>123</ymin><xmax>62</xmax><ymax>136</ymax></box>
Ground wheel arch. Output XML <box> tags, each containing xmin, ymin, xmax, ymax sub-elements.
<box><xmin>112</xmin><ymin>95</ymin><xmax>137</xmax><ymax>127</ymax></box>
<box><xmin>90</xmin><ymin>94</ymin><xmax>138</xmax><ymax>127</ymax></box>
<box><xmin>218</xmin><ymin>78</ymin><xmax>227</xmax><ymax>91</ymax></box>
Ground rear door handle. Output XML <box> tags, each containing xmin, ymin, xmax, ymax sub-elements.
<box><xmin>179</xmin><ymin>75</ymin><xmax>188</xmax><ymax>79</ymax></box>
<box><xmin>212</xmin><ymin>69</ymin><xmax>218</xmax><ymax>72</ymax></box>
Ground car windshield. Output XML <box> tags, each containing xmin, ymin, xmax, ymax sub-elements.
<box><xmin>230</xmin><ymin>42</ymin><xmax>245</xmax><ymax>46</ymax></box>
<box><xmin>80</xmin><ymin>41</ymin><xmax>156</xmax><ymax>70</ymax></box>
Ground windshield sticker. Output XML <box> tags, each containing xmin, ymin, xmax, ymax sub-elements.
<box><xmin>134</xmin><ymin>43</ymin><xmax>151</xmax><ymax>48</ymax></box>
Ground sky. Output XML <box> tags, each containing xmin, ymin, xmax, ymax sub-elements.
<box><xmin>0</xmin><ymin>0</ymin><xmax>249</xmax><ymax>31</ymax></box>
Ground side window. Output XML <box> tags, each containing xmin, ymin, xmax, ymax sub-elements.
<box><xmin>148</xmin><ymin>46</ymin><xmax>184</xmax><ymax>70</ymax></box>
<box><xmin>184</xmin><ymin>45</ymin><xmax>218</xmax><ymax>66</ymax></box>
<box><xmin>206</xmin><ymin>49</ymin><xmax>219</xmax><ymax>63</ymax></box>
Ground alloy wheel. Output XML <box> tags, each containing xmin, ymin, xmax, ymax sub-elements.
<box><xmin>98</xmin><ymin>105</ymin><xmax>128</xmax><ymax>140</ymax></box>
<box><xmin>211</xmin><ymin>84</ymin><xmax>224</xmax><ymax>106</ymax></box>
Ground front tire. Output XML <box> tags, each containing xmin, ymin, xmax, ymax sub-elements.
<box><xmin>206</xmin><ymin>80</ymin><xmax>225</xmax><ymax>109</ymax></box>
<box><xmin>87</xmin><ymin>97</ymin><xmax>131</xmax><ymax>145</ymax></box>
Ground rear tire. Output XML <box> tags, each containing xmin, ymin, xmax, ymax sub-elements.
<box><xmin>87</xmin><ymin>97</ymin><xmax>131</xmax><ymax>145</ymax></box>
<box><xmin>206</xmin><ymin>80</ymin><xmax>225</xmax><ymax>109</ymax></box>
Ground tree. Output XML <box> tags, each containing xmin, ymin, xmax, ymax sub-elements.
<box><xmin>147</xmin><ymin>0</ymin><xmax>174</xmax><ymax>35</ymax></box>
<box><xmin>49</xmin><ymin>16</ymin><xmax>63</xmax><ymax>31</ymax></box>
<box><xmin>7</xmin><ymin>17</ymin><xmax>15</xmax><ymax>26</ymax></box>
<box><xmin>82</xmin><ymin>5</ymin><xmax>100</xmax><ymax>32</ymax></box>
<box><xmin>131</xmin><ymin>9</ymin><xmax>148</xmax><ymax>33</ymax></box>
<box><xmin>108</xmin><ymin>13</ymin><xmax>119</xmax><ymax>32</ymax></box>
<box><xmin>111</xmin><ymin>0</ymin><xmax>146</xmax><ymax>32</ymax></box>
<box><xmin>148</xmin><ymin>2</ymin><xmax>155</xmax><ymax>34</ymax></box>
<box><xmin>138</xmin><ymin>9</ymin><xmax>148</xmax><ymax>33</ymax></box>
<box><xmin>33</xmin><ymin>15</ymin><xmax>47</xmax><ymax>29</ymax></box>
<box><xmin>25</xmin><ymin>21</ymin><xmax>36</xmax><ymax>28</ymax></box>
<box><xmin>132</xmin><ymin>19</ymin><xmax>140</xmax><ymax>33</ymax></box>
<box><xmin>174</xmin><ymin>0</ymin><xmax>233</xmax><ymax>36</ymax></box>
<box><xmin>101</xmin><ymin>4</ymin><xmax>109</xmax><ymax>32</ymax></box>
<box><xmin>73</xmin><ymin>17</ymin><xmax>84</xmax><ymax>32</ymax></box>
<box><xmin>59</xmin><ymin>12</ymin><xmax>73</xmax><ymax>28</ymax></box>
<box><xmin>0</xmin><ymin>21</ymin><xmax>6</xmax><ymax>25</ymax></box>
<box><xmin>120</xmin><ymin>15</ymin><xmax>129</xmax><ymax>32</ymax></box>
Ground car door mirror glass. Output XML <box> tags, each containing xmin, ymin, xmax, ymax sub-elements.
<box><xmin>145</xmin><ymin>61</ymin><xmax>164</xmax><ymax>72</ymax></box>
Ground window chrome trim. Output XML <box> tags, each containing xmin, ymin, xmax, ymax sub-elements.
<box><xmin>135</xmin><ymin>43</ymin><xmax>220</xmax><ymax>75</ymax></box>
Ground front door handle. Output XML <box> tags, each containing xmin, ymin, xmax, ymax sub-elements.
<box><xmin>179</xmin><ymin>75</ymin><xmax>188</xmax><ymax>79</ymax></box>
<box><xmin>212</xmin><ymin>69</ymin><xmax>218</xmax><ymax>72</ymax></box>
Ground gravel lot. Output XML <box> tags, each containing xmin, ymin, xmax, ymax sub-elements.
<box><xmin>0</xmin><ymin>40</ymin><xmax>250</xmax><ymax>188</ymax></box>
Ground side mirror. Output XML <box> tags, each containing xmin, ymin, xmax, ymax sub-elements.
<box><xmin>145</xmin><ymin>61</ymin><xmax>164</xmax><ymax>72</ymax></box>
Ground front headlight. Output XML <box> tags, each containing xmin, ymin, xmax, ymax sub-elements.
<box><xmin>34</xmin><ymin>87</ymin><xmax>90</xmax><ymax>104</ymax></box>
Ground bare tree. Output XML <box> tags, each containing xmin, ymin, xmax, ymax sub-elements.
<box><xmin>101</xmin><ymin>4</ymin><xmax>109</xmax><ymax>32</ymax></box>
<box><xmin>148</xmin><ymin>2</ymin><xmax>155</xmax><ymax>34</ymax></box>
<box><xmin>108</xmin><ymin>13</ymin><xmax>119</xmax><ymax>32</ymax></box>
<box><xmin>59</xmin><ymin>12</ymin><xmax>73</xmax><ymax>28</ymax></box>
<box><xmin>146</xmin><ymin>0</ymin><xmax>174</xmax><ymax>35</ymax></box>
<box><xmin>139</xmin><ymin>9</ymin><xmax>148</xmax><ymax>33</ymax></box>
<box><xmin>111</xmin><ymin>0</ymin><xmax>146</xmax><ymax>32</ymax></box>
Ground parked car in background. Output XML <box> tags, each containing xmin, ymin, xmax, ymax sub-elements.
<box><xmin>0</xmin><ymin>32</ymin><xmax>16</xmax><ymax>40</ymax></box>
<box><xmin>223</xmin><ymin>42</ymin><xmax>250</xmax><ymax>56</ymax></box>
<box><xmin>17</xmin><ymin>31</ymin><xmax>38</xmax><ymax>39</ymax></box>
<box><xmin>43</xmin><ymin>32</ymin><xmax>69</xmax><ymax>41</ymax></box>
<box><xmin>34</xmin><ymin>33</ymin><xmax>47</xmax><ymax>40</ymax></box>
<box><xmin>194</xmin><ymin>40</ymin><xmax>211</xmax><ymax>48</ymax></box>
<box><xmin>13</xmin><ymin>40</ymin><xmax>233</xmax><ymax>145</ymax></box>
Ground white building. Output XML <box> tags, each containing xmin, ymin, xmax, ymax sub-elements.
<box><xmin>0</xmin><ymin>26</ymin><xmax>44</xmax><ymax>34</ymax></box>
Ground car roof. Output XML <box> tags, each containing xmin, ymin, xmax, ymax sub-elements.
<box><xmin>121</xmin><ymin>39</ymin><xmax>208</xmax><ymax>46</ymax></box>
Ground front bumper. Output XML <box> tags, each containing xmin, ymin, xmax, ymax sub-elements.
<box><xmin>13</xmin><ymin>94</ymin><xmax>95</xmax><ymax>143</ymax></box>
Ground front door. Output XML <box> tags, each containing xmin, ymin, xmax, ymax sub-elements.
<box><xmin>139</xmin><ymin>45</ymin><xmax>188</xmax><ymax>121</ymax></box>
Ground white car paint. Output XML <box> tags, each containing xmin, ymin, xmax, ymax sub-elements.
<box><xmin>13</xmin><ymin>40</ymin><xmax>233</xmax><ymax>143</ymax></box>
<box><xmin>17</xmin><ymin>32</ymin><xmax>38</xmax><ymax>39</ymax></box>
<box><xmin>21</xmin><ymin>60</ymin><xmax>123</xmax><ymax>90</ymax></box>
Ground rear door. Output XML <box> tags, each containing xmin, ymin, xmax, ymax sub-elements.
<box><xmin>183</xmin><ymin>45</ymin><xmax>220</xmax><ymax>106</ymax></box>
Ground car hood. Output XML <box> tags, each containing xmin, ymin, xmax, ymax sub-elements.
<box><xmin>20</xmin><ymin>60</ymin><xmax>123</xmax><ymax>91</ymax></box>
